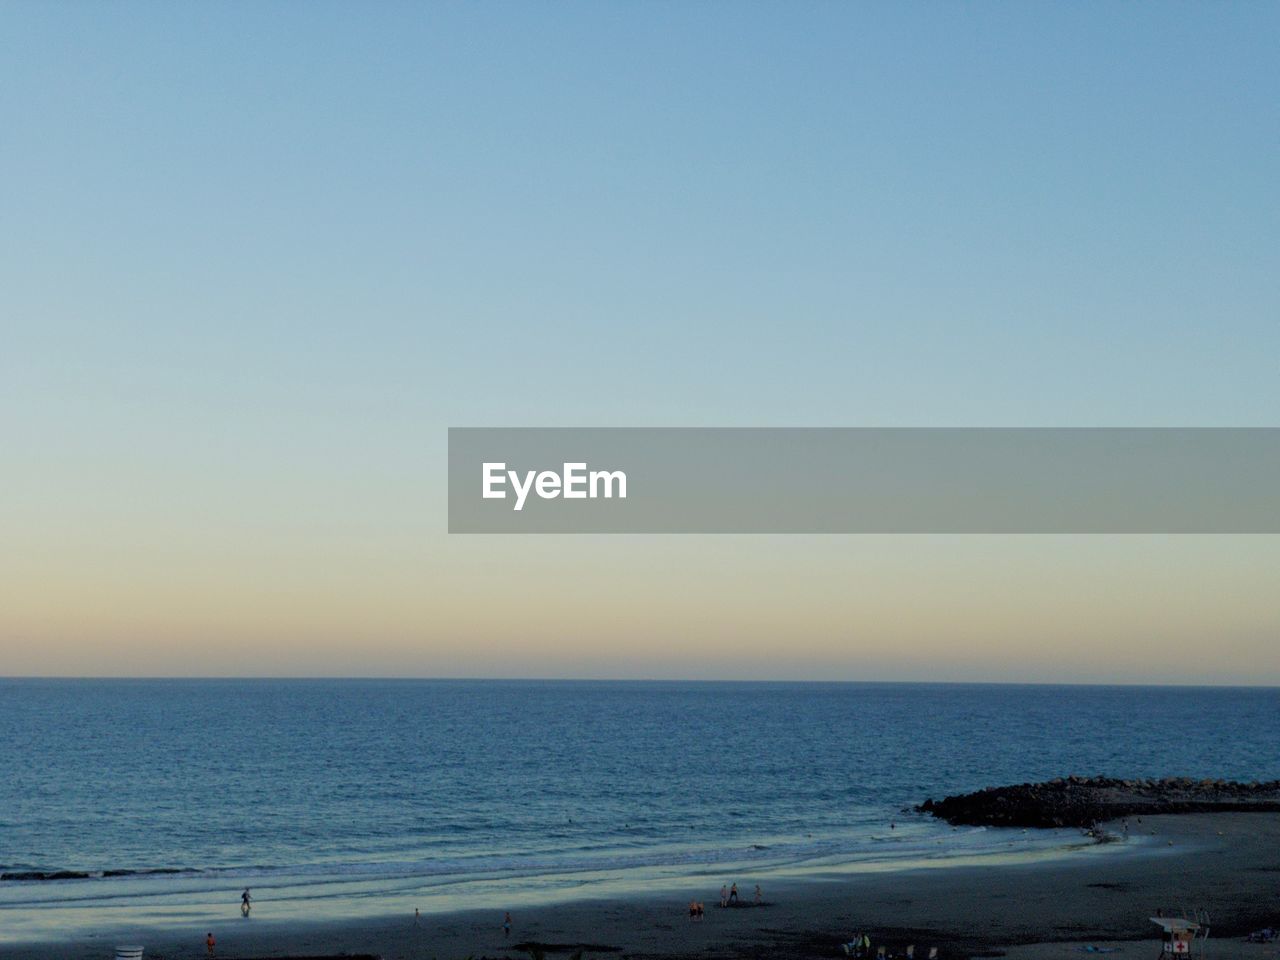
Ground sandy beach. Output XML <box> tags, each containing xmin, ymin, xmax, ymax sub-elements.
<box><xmin>8</xmin><ymin>0</ymin><xmax>1279</xmax><ymax>954</ymax></box>
<box><xmin>12</xmin><ymin>814</ymin><xmax>1278</xmax><ymax>960</ymax></box>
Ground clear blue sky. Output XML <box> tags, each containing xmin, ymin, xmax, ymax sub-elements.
<box><xmin>1</xmin><ymin>2</ymin><xmax>1277</xmax><ymax>680</ymax></box>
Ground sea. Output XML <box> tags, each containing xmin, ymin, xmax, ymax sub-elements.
<box><xmin>2</xmin><ymin>679</ymin><xmax>1278</xmax><ymax>943</ymax></box>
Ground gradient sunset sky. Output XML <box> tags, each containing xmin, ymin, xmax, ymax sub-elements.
<box><xmin>2</xmin><ymin>2</ymin><xmax>1277</xmax><ymax>682</ymax></box>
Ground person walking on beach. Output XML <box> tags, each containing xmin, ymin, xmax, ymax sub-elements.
<box><xmin>754</xmin><ymin>884</ymin><xmax>762</xmax><ymax>905</ymax></box>
<box><xmin>414</xmin><ymin>907</ymin><xmax>420</xmax><ymax>926</ymax></box>
<box><xmin>720</xmin><ymin>884</ymin><xmax>728</xmax><ymax>907</ymax></box>
<box><xmin>205</xmin><ymin>932</ymin><xmax>216</xmax><ymax>956</ymax></box>
<box><xmin>504</xmin><ymin>911</ymin><xmax>512</xmax><ymax>938</ymax></box>
<box><xmin>729</xmin><ymin>883</ymin><xmax>738</xmax><ymax>905</ymax></box>
<box><xmin>241</xmin><ymin>888</ymin><xmax>252</xmax><ymax>917</ymax></box>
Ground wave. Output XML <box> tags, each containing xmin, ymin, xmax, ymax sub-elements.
<box><xmin>0</xmin><ymin>824</ymin><xmax>1056</xmax><ymax>893</ymax></box>
<box><xmin>2</xmin><ymin>867</ymin><xmax>195</xmax><ymax>883</ymax></box>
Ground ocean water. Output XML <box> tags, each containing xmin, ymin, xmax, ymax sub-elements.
<box><xmin>2</xmin><ymin>679</ymin><xmax>1278</xmax><ymax>942</ymax></box>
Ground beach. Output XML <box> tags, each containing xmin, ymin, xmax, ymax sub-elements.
<box><xmin>12</xmin><ymin>813</ymin><xmax>1278</xmax><ymax>960</ymax></box>
<box><xmin>7</xmin><ymin>0</ymin><xmax>1279</xmax><ymax>956</ymax></box>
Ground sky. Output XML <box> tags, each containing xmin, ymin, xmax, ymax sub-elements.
<box><xmin>1</xmin><ymin>2</ymin><xmax>1277</xmax><ymax>682</ymax></box>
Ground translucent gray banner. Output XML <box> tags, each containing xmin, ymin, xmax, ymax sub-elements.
<box><xmin>448</xmin><ymin>428</ymin><xmax>1280</xmax><ymax>533</ymax></box>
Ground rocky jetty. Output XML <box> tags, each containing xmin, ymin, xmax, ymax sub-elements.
<box><xmin>918</xmin><ymin>776</ymin><xmax>1280</xmax><ymax>829</ymax></box>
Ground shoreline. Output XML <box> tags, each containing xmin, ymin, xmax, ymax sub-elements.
<box><xmin>7</xmin><ymin>814</ymin><xmax>1279</xmax><ymax>960</ymax></box>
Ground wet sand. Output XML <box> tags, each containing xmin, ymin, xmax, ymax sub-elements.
<box><xmin>12</xmin><ymin>814</ymin><xmax>1280</xmax><ymax>960</ymax></box>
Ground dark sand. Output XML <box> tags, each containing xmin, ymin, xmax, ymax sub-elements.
<box><xmin>11</xmin><ymin>814</ymin><xmax>1280</xmax><ymax>960</ymax></box>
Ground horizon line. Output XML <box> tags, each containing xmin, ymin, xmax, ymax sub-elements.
<box><xmin>2</xmin><ymin>675</ymin><xmax>1278</xmax><ymax>690</ymax></box>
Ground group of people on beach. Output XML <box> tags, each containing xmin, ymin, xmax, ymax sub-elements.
<box><xmin>203</xmin><ymin>888</ymin><xmax>253</xmax><ymax>955</ymax></box>
<box><xmin>842</xmin><ymin>933</ymin><xmax>874</xmax><ymax>957</ymax></box>
<box><xmin>718</xmin><ymin>882</ymin><xmax>763</xmax><ymax>907</ymax></box>
<box><xmin>689</xmin><ymin>882</ymin><xmax>763</xmax><ymax>918</ymax></box>
<box><xmin>843</xmin><ymin>935</ymin><xmax>933</xmax><ymax>960</ymax></box>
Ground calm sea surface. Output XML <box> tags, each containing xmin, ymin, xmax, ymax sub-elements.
<box><xmin>2</xmin><ymin>680</ymin><xmax>1277</xmax><ymax>941</ymax></box>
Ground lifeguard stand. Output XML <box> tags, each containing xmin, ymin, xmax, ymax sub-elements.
<box><xmin>1151</xmin><ymin>916</ymin><xmax>1206</xmax><ymax>960</ymax></box>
